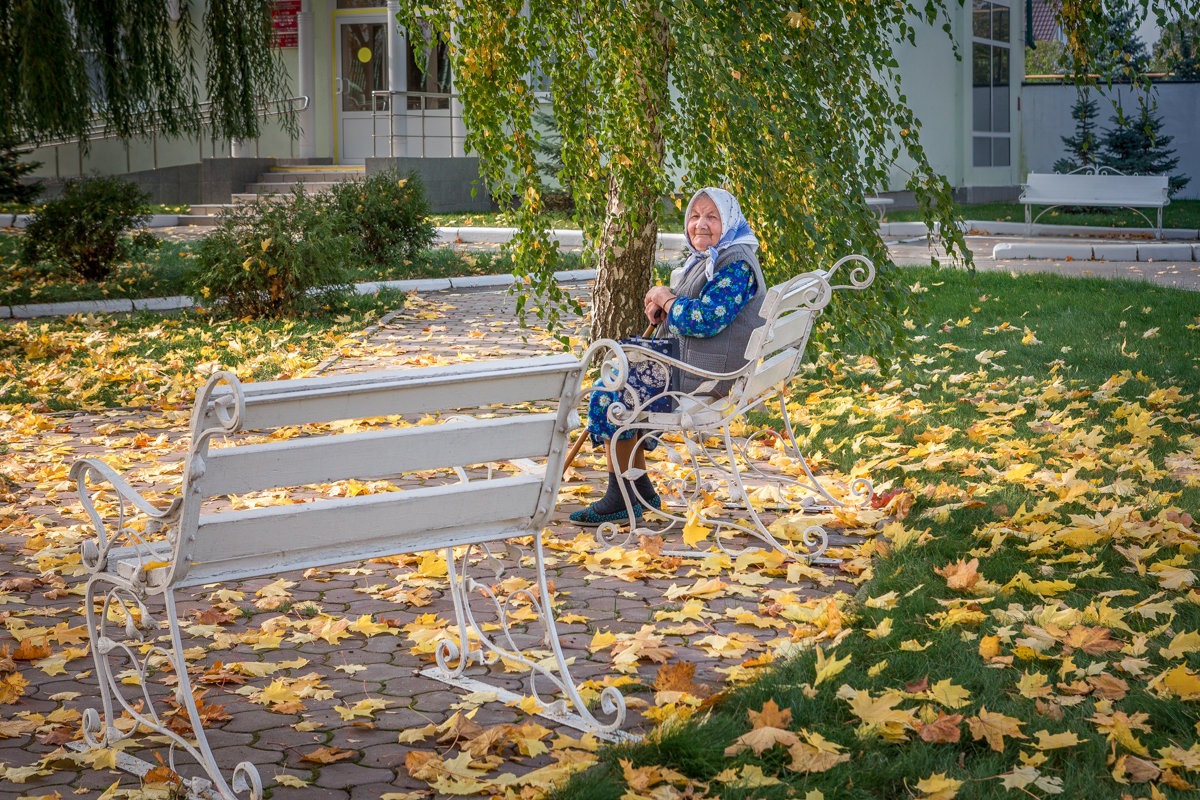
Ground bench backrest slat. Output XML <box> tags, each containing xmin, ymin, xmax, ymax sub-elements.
<box><xmin>178</xmin><ymin>474</ymin><xmax>544</xmax><ymax>588</ymax></box>
<box><xmin>201</xmin><ymin>355</ymin><xmax>580</xmax><ymax>432</ymax></box>
<box><xmin>755</xmin><ymin>305</ymin><xmax>817</xmax><ymax>356</ymax></box>
<box><xmin>727</xmin><ymin>270</ymin><xmax>829</xmax><ymax>406</ymax></box>
<box><xmin>200</xmin><ymin>414</ymin><xmax>558</xmax><ymax>498</ymax></box>
<box><xmin>1022</xmin><ymin>173</ymin><xmax>1168</xmax><ymax>205</ymax></box>
<box><xmin>739</xmin><ymin>347</ymin><xmax>803</xmax><ymax>402</ymax></box>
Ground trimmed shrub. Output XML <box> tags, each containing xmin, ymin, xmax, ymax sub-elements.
<box><xmin>19</xmin><ymin>176</ymin><xmax>149</xmax><ymax>280</ymax></box>
<box><xmin>190</xmin><ymin>188</ymin><xmax>355</xmax><ymax>318</ymax></box>
<box><xmin>330</xmin><ymin>169</ymin><xmax>436</xmax><ymax>268</ymax></box>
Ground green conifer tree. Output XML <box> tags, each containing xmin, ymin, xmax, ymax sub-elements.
<box><xmin>1053</xmin><ymin>90</ymin><xmax>1101</xmax><ymax>173</ymax></box>
<box><xmin>1100</xmin><ymin>100</ymin><xmax>1190</xmax><ymax>196</ymax></box>
<box><xmin>0</xmin><ymin>140</ymin><xmax>42</xmax><ymax>204</ymax></box>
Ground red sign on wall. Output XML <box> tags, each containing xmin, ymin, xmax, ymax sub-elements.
<box><xmin>272</xmin><ymin>0</ymin><xmax>301</xmax><ymax>49</ymax></box>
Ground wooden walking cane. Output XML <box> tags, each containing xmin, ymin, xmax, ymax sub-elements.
<box><xmin>561</xmin><ymin>323</ymin><xmax>656</xmax><ymax>477</ymax></box>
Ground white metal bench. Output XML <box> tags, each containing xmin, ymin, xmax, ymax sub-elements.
<box><xmin>593</xmin><ymin>255</ymin><xmax>877</xmax><ymax>563</ymax></box>
<box><xmin>1020</xmin><ymin>167</ymin><xmax>1170</xmax><ymax>238</ymax></box>
<box><xmin>866</xmin><ymin>195</ymin><xmax>894</xmax><ymax>221</ymax></box>
<box><xmin>70</xmin><ymin>347</ymin><xmax>630</xmax><ymax>799</ymax></box>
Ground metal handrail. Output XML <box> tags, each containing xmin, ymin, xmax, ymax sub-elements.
<box><xmin>370</xmin><ymin>90</ymin><xmax>465</xmax><ymax>158</ymax></box>
<box><xmin>12</xmin><ymin>96</ymin><xmax>309</xmax><ymax>155</ymax></box>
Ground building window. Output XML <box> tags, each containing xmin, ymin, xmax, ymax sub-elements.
<box><xmin>406</xmin><ymin>22</ymin><xmax>452</xmax><ymax>109</ymax></box>
<box><xmin>972</xmin><ymin>0</ymin><xmax>1011</xmax><ymax>167</ymax></box>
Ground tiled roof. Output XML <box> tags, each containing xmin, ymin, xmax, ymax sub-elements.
<box><xmin>1031</xmin><ymin>0</ymin><xmax>1063</xmax><ymax>42</ymax></box>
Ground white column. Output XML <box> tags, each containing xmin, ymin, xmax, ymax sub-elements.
<box><xmin>297</xmin><ymin>0</ymin><xmax>316</xmax><ymax>158</ymax></box>
<box><xmin>230</xmin><ymin>139</ymin><xmax>244</xmax><ymax>158</ymax></box>
<box><xmin>386</xmin><ymin>0</ymin><xmax>405</xmax><ymax>157</ymax></box>
<box><xmin>449</xmin><ymin>20</ymin><xmax>465</xmax><ymax>156</ymax></box>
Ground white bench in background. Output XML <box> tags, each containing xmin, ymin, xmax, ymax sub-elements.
<box><xmin>1020</xmin><ymin>167</ymin><xmax>1170</xmax><ymax>238</ymax></box>
<box><xmin>597</xmin><ymin>255</ymin><xmax>877</xmax><ymax>564</ymax></box>
<box><xmin>866</xmin><ymin>195</ymin><xmax>894</xmax><ymax>221</ymax></box>
<box><xmin>71</xmin><ymin>347</ymin><xmax>630</xmax><ymax>799</ymax></box>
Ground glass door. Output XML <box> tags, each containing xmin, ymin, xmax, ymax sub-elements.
<box><xmin>335</xmin><ymin>16</ymin><xmax>388</xmax><ymax>163</ymax></box>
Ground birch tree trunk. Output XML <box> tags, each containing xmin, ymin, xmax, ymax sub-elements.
<box><xmin>588</xmin><ymin>1</ymin><xmax>669</xmax><ymax>343</ymax></box>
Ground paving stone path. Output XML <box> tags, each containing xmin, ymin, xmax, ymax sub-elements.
<box><xmin>1</xmin><ymin>284</ymin><xmax>864</xmax><ymax>800</ymax></box>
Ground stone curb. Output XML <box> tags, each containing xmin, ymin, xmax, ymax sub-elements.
<box><xmin>435</xmin><ymin>222</ymin><xmax>1198</xmax><ymax>247</ymax></box>
<box><xmin>435</xmin><ymin>226</ymin><xmax>688</xmax><ymax>252</ymax></box>
<box><xmin>964</xmin><ymin>219</ymin><xmax>1200</xmax><ymax>240</ymax></box>
<box><xmin>993</xmin><ymin>242</ymin><xmax>1200</xmax><ymax>262</ymax></box>
<box><xmin>1</xmin><ymin>213</ymin><xmax>180</xmax><ymax>229</ymax></box>
<box><xmin>1</xmin><ymin>270</ymin><xmax>598</xmax><ymax>319</ymax></box>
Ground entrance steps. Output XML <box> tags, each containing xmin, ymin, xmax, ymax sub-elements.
<box><xmin>179</xmin><ymin>160</ymin><xmax>365</xmax><ymax>226</ymax></box>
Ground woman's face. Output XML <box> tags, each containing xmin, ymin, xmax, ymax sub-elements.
<box><xmin>687</xmin><ymin>194</ymin><xmax>722</xmax><ymax>250</ymax></box>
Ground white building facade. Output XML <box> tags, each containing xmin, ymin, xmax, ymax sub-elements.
<box><xmin>22</xmin><ymin>1</ymin><xmax>1026</xmax><ymax>205</ymax></box>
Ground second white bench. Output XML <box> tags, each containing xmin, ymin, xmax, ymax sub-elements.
<box><xmin>1020</xmin><ymin>168</ymin><xmax>1170</xmax><ymax>238</ymax></box>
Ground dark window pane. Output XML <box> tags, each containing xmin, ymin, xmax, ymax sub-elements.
<box><xmin>993</xmin><ymin>136</ymin><xmax>1010</xmax><ymax>166</ymax></box>
<box><xmin>974</xmin><ymin>86</ymin><xmax>992</xmax><ymax>130</ymax></box>
<box><xmin>973</xmin><ymin>0</ymin><xmax>992</xmax><ymax>39</ymax></box>
<box><xmin>974</xmin><ymin>136</ymin><xmax>992</xmax><ymax>167</ymax></box>
<box><xmin>993</xmin><ymin>47</ymin><xmax>1009</xmax><ymax>86</ymax></box>
<box><xmin>974</xmin><ymin>43</ymin><xmax>991</xmax><ymax>86</ymax></box>
<box><xmin>993</xmin><ymin>85</ymin><xmax>1010</xmax><ymax>131</ymax></box>
<box><xmin>993</xmin><ymin>6</ymin><xmax>1010</xmax><ymax>42</ymax></box>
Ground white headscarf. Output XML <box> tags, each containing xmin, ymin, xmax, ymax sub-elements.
<box><xmin>673</xmin><ymin>187</ymin><xmax>760</xmax><ymax>288</ymax></box>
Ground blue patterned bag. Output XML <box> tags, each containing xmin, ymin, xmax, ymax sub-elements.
<box><xmin>621</xmin><ymin>335</ymin><xmax>679</xmax><ymax>413</ymax></box>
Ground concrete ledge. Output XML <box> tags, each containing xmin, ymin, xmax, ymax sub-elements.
<box><xmin>993</xmin><ymin>243</ymin><xmax>1092</xmax><ymax>260</ymax></box>
<box><xmin>882</xmin><ymin>221</ymin><xmax>930</xmax><ymax>237</ymax></box>
<box><xmin>1138</xmin><ymin>243</ymin><xmax>1195</xmax><ymax>261</ymax></box>
<box><xmin>0</xmin><ymin>306</ymin><xmax>10</xmax><ymax>319</ymax></box>
<box><xmin>550</xmin><ymin>229</ymin><xmax>584</xmax><ymax>247</ymax></box>
<box><xmin>433</xmin><ymin>226</ymin><xmax>694</xmax><ymax>253</ymax></box>
<box><xmin>132</xmin><ymin>296</ymin><xmax>194</xmax><ymax>312</ymax></box>
<box><xmin>1195</xmin><ymin>243</ymin><xmax>1200</xmax><ymax>261</ymax></box>
<box><xmin>451</xmin><ymin>227</ymin><xmax>514</xmax><ymax>243</ymax></box>
<box><xmin>3</xmin><ymin>213</ymin><xmax>181</xmax><ymax>229</ymax></box>
<box><xmin>658</xmin><ymin>233</ymin><xmax>687</xmax><ymax>250</ymax></box>
<box><xmin>383</xmin><ymin>278</ymin><xmax>453</xmax><ymax>293</ymax></box>
<box><xmin>553</xmin><ymin>269</ymin><xmax>597</xmax><ymax>283</ymax></box>
<box><xmin>1092</xmin><ymin>244</ymin><xmax>1139</xmax><ymax>261</ymax></box>
<box><xmin>11</xmin><ymin>298</ymin><xmax>135</xmax><ymax>318</ymax></box>
<box><xmin>449</xmin><ymin>274</ymin><xmax>514</xmax><ymax>290</ymax></box>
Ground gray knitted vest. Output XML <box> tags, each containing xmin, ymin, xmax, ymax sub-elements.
<box><xmin>658</xmin><ymin>243</ymin><xmax>766</xmax><ymax>395</ymax></box>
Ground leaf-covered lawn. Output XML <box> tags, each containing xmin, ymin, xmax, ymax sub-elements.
<box><xmin>553</xmin><ymin>269</ymin><xmax>1200</xmax><ymax>800</ymax></box>
<box><xmin>0</xmin><ymin>291</ymin><xmax>406</xmax><ymax>410</ymax></box>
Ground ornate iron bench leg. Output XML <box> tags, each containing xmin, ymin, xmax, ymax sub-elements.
<box><xmin>83</xmin><ymin>574</ymin><xmax>263</xmax><ymax>800</ymax></box>
<box><xmin>421</xmin><ymin>537</ymin><xmax>629</xmax><ymax>739</ymax></box>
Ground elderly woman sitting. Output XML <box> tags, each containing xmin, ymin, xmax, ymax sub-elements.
<box><xmin>570</xmin><ymin>187</ymin><xmax>767</xmax><ymax>526</ymax></box>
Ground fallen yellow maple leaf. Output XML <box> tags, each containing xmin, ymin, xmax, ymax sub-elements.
<box><xmin>935</xmin><ymin>557</ymin><xmax>981</xmax><ymax>591</ymax></box>
<box><xmin>682</xmin><ymin>510</ymin><xmax>711</xmax><ymax>547</ymax></box>
<box><xmin>915</xmin><ymin>772</ymin><xmax>962</xmax><ymax>800</ymax></box>
<box><xmin>967</xmin><ymin>708</ymin><xmax>1026</xmax><ymax>752</ymax></box>
<box><xmin>813</xmin><ymin>646</ymin><xmax>852</xmax><ymax>687</ymax></box>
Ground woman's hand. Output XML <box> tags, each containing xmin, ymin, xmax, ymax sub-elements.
<box><xmin>644</xmin><ymin>286</ymin><xmax>676</xmax><ymax>325</ymax></box>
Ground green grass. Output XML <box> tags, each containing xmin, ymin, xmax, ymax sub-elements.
<box><xmin>0</xmin><ymin>232</ymin><xmax>577</xmax><ymax>306</ymax></box>
<box><xmin>552</xmin><ymin>267</ymin><xmax>1200</xmax><ymax>800</ymax></box>
<box><xmin>886</xmin><ymin>199</ymin><xmax>1200</xmax><ymax>231</ymax></box>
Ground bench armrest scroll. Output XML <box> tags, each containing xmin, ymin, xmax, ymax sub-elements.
<box><xmin>579</xmin><ymin>337</ymin><xmax>631</xmax><ymax>397</ymax></box>
<box><xmin>71</xmin><ymin>458</ymin><xmax>182</xmax><ymax>575</ymax></box>
<box><xmin>821</xmin><ymin>254</ymin><xmax>876</xmax><ymax>292</ymax></box>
